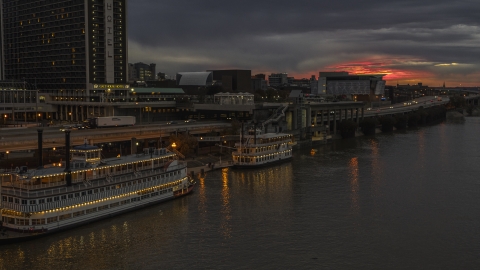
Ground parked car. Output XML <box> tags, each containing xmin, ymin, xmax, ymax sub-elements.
<box><xmin>185</xmin><ymin>119</ymin><xmax>196</xmax><ymax>123</ymax></box>
<box><xmin>166</xmin><ymin>121</ymin><xmax>177</xmax><ymax>125</ymax></box>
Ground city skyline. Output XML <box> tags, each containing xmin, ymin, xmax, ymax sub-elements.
<box><xmin>128</xmin><ymin>0</ymin><xmax>479</xmax><ymax>87</ymax></box>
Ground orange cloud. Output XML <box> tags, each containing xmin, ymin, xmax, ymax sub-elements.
<box><xmin>322</xmin><ymin>58</ymin><xmax>435</xmax><ymax>83</ymax></box>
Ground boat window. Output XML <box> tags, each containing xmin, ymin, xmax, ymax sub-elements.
<box><xmin>8</xmin><ymin>197</ymin><xmax>13</xmax><ymax>203</ymax></box>
<box><xmin>32</xmin><ymin>219</ymin><xmax>46</xmax><ymax>225</ymax></box>
<box><xmin>22</xmin><ymin>199</ymin><xmax>27</xmax><ymax>205</ymax></box>
<box><xmin>47</xmin><ymin>217</ymin><xmax>58</xmax><ymax>223</ymax></box>
<box><xmin>30</xmin><ymin>200</ymin><xmax>36</xmax><ymax>205</ymax></box>
<box><xmin>47</xmin><ymin>198</ymin><xmax>53</xmax><ymax>203</ymax></box>
<box><xmin>54</xmin><ymin>196</ymin><xmax>60</xmax><ymax>201</ymax></box>
<box><xmin>61</xmin><ymin>195</ymin><xmax>67</xmax><ymax>200</ymax></box>
<box><xmin>17</xmin><ymin>218</ymin><xmax>28</xmax><ymax>225</ymax></box>
<box><xmin>68</xmin><ymin>194</ymin><xmax>73</xmax><ymax>198</ymax></box>
<box><xmin>14</xmin><ymin>198</ymin><xmax>19</xmax><ymax>204</ymax></box>
<box><xmin>75</xmin><ymin>193</ymin><xmax>80</xmax><ymax>197</ymax></box>
<box><xmin>59</xmin><ymin>213</ymin><xmax>72</xmax><ymax>220</ymax></box>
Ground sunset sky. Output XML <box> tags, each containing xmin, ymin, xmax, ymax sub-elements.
<box><xmin>128</xmin><ymin>0</ymin><xmax>480</xmax><ymax>87</ymax></box>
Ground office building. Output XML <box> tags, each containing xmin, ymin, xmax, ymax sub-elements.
<box><xmin>251</xmin><ymin>77</ymin><xmax>267</xmax><ymax>91</ymax></box>
<box><xmin>0</xmin><ymin>0</ymin><xmax>128</xmax><ymax>120</ymax></box>
<box><xmin>129</xmin><ymin>62</ymin><xmax>156</xmax><ymax>81</ymax></box>
<box><xmin>268</xmin><ymin>73</ymin><xmax>288</xmax><ymax>87</ymax></box>
<box><xmin>208</xmin><ymin>69</ymin><xmax>252</xmax><ymax>92</ymax></box>
<box><xmin>315</xmin><ymin>72</ymin><xmax>386</xmax><ymax>99</ymax></box>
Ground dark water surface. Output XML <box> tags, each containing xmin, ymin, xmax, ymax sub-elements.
<box><xmin>2</xmin><ymin>119</ymin><xmax>480</xmax><ymax>269</ymax></box>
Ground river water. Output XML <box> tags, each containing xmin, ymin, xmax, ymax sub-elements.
<box><xmin>1</xmin><ymin>118</ymin><xmax>480</xmax><ymax>269</ymax></box>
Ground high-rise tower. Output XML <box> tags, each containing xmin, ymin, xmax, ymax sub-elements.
<box><xmin>0</xmin><ymin>0</ymin><xmax>128</xmax><ymax>120</ymax></box>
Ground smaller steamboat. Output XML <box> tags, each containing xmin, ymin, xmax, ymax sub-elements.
<box><xmin>232</xmin><ymin>129</ymin><xmax>293</xmax><ymax>168</ymax></box>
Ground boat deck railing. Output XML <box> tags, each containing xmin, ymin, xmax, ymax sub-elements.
<box><xmin>1</xmin><ymin>162</ymin><xmax>186</xmax><ymax>196</ymax></box>
<box><xmin>234</xmin><ymin>140</ymin><xmax>291</xmax><ymax>148</ymax></box>
<box><xmin>1</xmin><ymin>172</ymin><xmax>189</xmax><ymax>213</ymax></box>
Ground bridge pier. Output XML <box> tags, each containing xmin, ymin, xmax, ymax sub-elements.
<box><xmin>307</xmin><ymin>107</ymin><xmax>312</xmax><ymax>131</ymax></box>
<box><xmin>333</xmin><ymin>110</ymin><xmax>337</xmax><ymax>135</ymax></box>
<box><xmin>356</xmin><ymin>108</ymin><xmax>360</xmax><ymax>126</ymax></box>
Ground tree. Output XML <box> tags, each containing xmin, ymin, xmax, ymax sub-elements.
<box><xmin>169</xmin><ymin>133</ymin><xmax>198</xmax><ymax>156</ymax></box>
<box><xmin>254</xmin><ymin>89</ymin><xmax>266</xmax><ymax>102</ymax></box>
<box><xmin>266</xmin><ymin>88</ymin><xmax>277</xmax><ymax>101</ymax></box>
<box><xmin>449</xmin><ymin>96</ymin><xmax>466</xmax><ymax>108</ymax></box>
<box><xmin>220</xmin><ymin>119</ymin><xmax>241</xmax><ymax>135</ymax></box>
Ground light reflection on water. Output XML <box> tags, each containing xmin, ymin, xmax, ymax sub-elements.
<box><xmin>221</xmin><ymin>168</ymin><xmax>231</xmax><ymax>239</ymax></box>
<box><xmin>2</xmin><ymin>119</ymin><xmax>480</xmax><ymax>269</ymax></box>
<box><xmin>349</xmin><ymin>157</ymin><xmax>359</xmax><ymax>213</ymax></box>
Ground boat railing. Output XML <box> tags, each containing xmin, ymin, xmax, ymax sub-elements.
<box><xmin>1</xmin><ymin>163</ymin><xmax>186</xmax><ymax>196</ymax></box>
<box><xmin>234</xmin><ymin>140</ymin><xmax>291</xmax><ymax>148</ymax></box>
<box><xmin>1</xmin><ymin>171</ymin><xmax>188</xmax><ymax>213</ymax></box>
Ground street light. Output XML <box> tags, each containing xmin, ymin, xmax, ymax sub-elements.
<box><xmin>6</xmin><ymin>151</ymin><xmax>9</xmax><ymax>159</ymax></box>
<box><xmin>171</xmin><ymin>142</ymin><xmax>177</xmax><ymax>148</ymax></box>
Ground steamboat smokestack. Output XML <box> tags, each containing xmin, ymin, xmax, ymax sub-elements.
<box><xmin>37</xmin><ymin>129</ymin><xmax>43</xmax><ymax>169</ymax></box>
<box><xmin>64</xmin><ymin>130</ymin><xmax>72</xmax><ymax>186</ymax></box>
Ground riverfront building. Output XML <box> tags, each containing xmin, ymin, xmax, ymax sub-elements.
<box><xmin>315</xmin><ymin>72</ymin><xmax>386</xmax><ymax>101</ymax></box>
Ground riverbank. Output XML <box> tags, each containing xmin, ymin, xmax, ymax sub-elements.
<box><xmin>185</xmin><ymin>154</ymin><xmax>233</xmax><ymax>179</ymax></box>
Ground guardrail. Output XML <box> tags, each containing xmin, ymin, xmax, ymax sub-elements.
<box><xmin>0</xmin><ymin>123</ymin><xmax>230</xmax><ymax>148</ymax></box>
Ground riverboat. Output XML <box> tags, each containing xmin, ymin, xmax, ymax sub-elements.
<box><xmin>0</xmin><ymin>131</ymin><xmax>194</xmax><ymax>243</ymax></box>
<box><xmin>232</xmin><ymin>129</ymin><xmax>293</xmax><ymax>168</ymax></box>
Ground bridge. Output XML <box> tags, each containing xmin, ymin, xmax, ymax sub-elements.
<box><xmin>1</xmin><ymin>94</ymin><xmax>474</xmax><ymax>154</ymax></box>
<box><xmin>0</xmin><ymin>122</ymin><xmax>230</xmax><ymax>152</ymax></box>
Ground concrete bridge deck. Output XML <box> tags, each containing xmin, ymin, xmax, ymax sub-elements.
<box><xmin>0</xmin><ymin>121</ymin><xmax>230</xmax><ymax>151</ymax></box>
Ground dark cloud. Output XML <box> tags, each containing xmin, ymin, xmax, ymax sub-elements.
<box><xmin>128</xmin><ymin>0</ymin><xmax>480</xmax><ymax>85</ymax></box>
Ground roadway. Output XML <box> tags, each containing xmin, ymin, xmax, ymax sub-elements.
<box><xmin>1</xmin><ymin>96</ymin><xmax>455</xmax><ymax>152</ymax></box>
<box><xmin>364</xmin><ymin>96</ymin><xmax>450</xmax><ymax>117</ymax></box>
<box><xmin>0</xmin><ymin>121</ymin><xmax>230</xmax><ymax>152</ymax></box>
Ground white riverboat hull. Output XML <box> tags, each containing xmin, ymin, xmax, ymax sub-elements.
<box><xmin>0</xmin><ymin>183</ymin><xmax>194</xmax><ymax>244</ymax></box>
